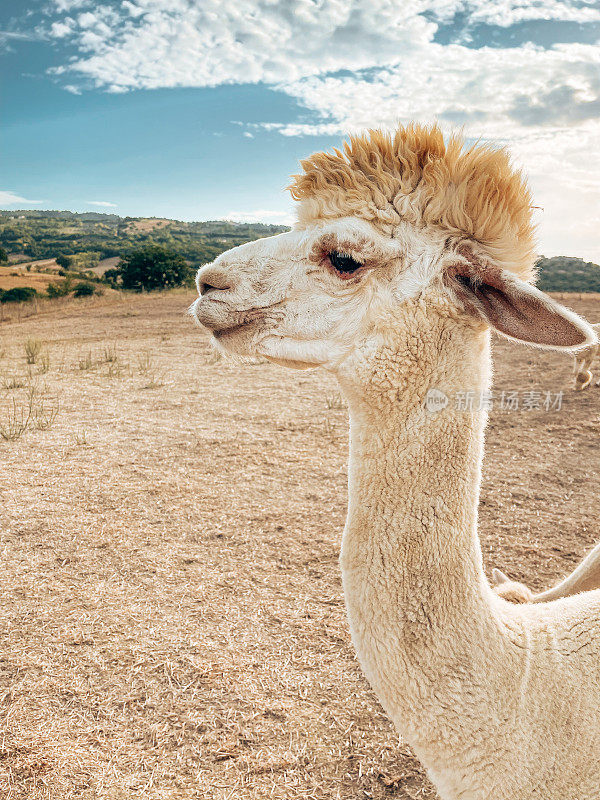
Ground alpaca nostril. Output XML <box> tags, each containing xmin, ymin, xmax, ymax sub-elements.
<box><xmin>198</xmin><ymin>267</ymin><xmax>234</xmax><ymax>296</ymax></box>
<box><xmin>200</xmin><ymin>282</ymin><xmax>228</xmax><ymax>296</ymax></box>
<box><xmin>200</xmin><ymin>276</ymin><xmax>233</xmax><ymax>296</ymax></box>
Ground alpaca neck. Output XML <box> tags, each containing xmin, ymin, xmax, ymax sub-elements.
<box><xmin>337</xmin><ymin>311</ymin><xmax>500</xmax><ymax>744</ymax></box>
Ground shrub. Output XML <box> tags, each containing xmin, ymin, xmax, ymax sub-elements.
<box><xmin>46</xmin><ymin>282</ymin><xmax>67</xmax><ymax>298</ymax></box>
<box><xmin>73</xmin><ymin>281</ymin><xmax>95</xmax><ymax>297</ymax></box>
<box><xmin>0</xmin><ymin>387</ymin><xmax>59</xmax><ymax>441</ymax></box>
<box><xmin>56</xmin><ymin>254</ymin><xmax>71</xmax><ymax>269</ymax></box>
<box><xmin>46</xmin><ymin>276</ymin><xmax>72</xmax><ymax>298</ymax></box>
<box><xmin>1</xmin><ymin>286</ymin><xmax>37</xmax><ymax>303</ymax></box>
<box><xmin>24</xmin><ymin>338</ymin><xmax>42</xmax><ymax>364</ymax></box>
<box><xmin>103</xmin><ymin>267</ymin><xmax>121</xmax><ymax>288</ymax></box>
<box><xmin>118</xmin><ymin>246</ymin><xmax>193</xmax><ymax>292</ymax></box>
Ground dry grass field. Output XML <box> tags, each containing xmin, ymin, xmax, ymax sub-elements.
<box><xmin>125</xmin><ymin>219</ymin><xmax>172</xmax><ymax>233</ymax></box>
<box><xmin>1</xmin><ymin>291</ymin><xmax>600</xmax><ymax>799</ymax></box>
<box><xmin>0</xmin><ymin>263</ymin><xmax>60</xmax><ymax>293</ymax></box>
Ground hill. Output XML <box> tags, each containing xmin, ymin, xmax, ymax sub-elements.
<box><xmin>1</xmin><ymin>211</ymin><xmax>598</xmax><ymax>291</ymax></box>
<box><xmin>0</xmin><ymin>210</ymin><xmax>288</xmax><ymax>270</ymax></box>
<box><xmin>536</xmin><ymin>256</ymin><xmax>600</xmax><ymax>293</ymax></box>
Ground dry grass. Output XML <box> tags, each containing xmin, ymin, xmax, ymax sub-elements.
<box><xmin>0</xmin><ymin>264</ymin><xmax>60</xmax><ymax>292</ymax></box>
<box><xmin>24</xmin><ymin>339</ymin><xmax>42</xmax><ymax>365</ymax></box>
<box><xmin>93</xmin><ymin>257</ymin><xmax>121</xmax><ymax>277</ymax></box>
<box><xmin>125</xmin><ymin>218</ymin><xmax>171</xmax><ymax>233</ymax></box>
<box><xmin>0</xmin><ymin>289</ymin><xmax>123</xmax><ymax>325</ymax></box>
<box><xmin>0</xmin><ymin>385</ymin><xmax>59</xmax><ymax>441</ymax></box>
<box><xmin>1</xmin><ymin>292</ymin><xmax>599</xmax><ymax>798</ymax></box>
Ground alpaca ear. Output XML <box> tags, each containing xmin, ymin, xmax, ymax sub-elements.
<box><xmin>449</xmin><ymin>258</ymin><xmax>596</xmax><ymax>350</ymax></box>
<box><xmin>491</xmin><ymin>568</ymin><xmax>510</xmax><ymax>587</ymax></box>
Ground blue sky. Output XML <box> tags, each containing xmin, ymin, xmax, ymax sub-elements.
<box><xmin>1</xmin><ymin>1</ymin><xmax>599</xmax><ymax>259</ymax></box>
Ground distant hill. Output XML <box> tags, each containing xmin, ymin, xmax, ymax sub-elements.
<box><xmin>0</xmin><ymin>210</ymin><xmax>288</xmax><ymax>270</ymax></box>
<box><xmin>1</xmin><ymin>211</ymin><xmax>598</xmax><ymax>292</ymax></box>
<box><xmin>536</xmin><ymin>256</ymin><xmax>600</xmax><ymax>293</ymax></box>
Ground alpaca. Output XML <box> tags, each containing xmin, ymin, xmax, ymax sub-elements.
<box><xmin>573</xmin><ymin>323</ymin><xmax>600</xmax><ymax>389</ymax></box>
<box><xmin>492</xmin><ymin>539</ymin><xmax>600</xmax><ymax>603</ymax></box>
<box><xmin>191</xmin><ymin>124</ymin><xmax>600</xmax><ymax>800</ymax></box>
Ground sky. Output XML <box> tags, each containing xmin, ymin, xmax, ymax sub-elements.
<box><xmin>1</xmin><ymin>1</ymin><xmax>599</xmax><ymax>260</ymax></box>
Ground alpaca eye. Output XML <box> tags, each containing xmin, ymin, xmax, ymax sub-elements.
<box><xmin>328</xmin><ymin>251</ymin><xmax>362</xmax><ymax>275</ymax></box>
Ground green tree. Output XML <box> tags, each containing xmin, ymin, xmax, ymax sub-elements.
<box><xmin>0</xmin><ymin>246</ymin><xmax>8</xmax><ymax>263</ymax></box>
<box><xmin>118</xmin><ymin>246</ymin><xmax>193</xmax><ymax>291</ymax></box>
<box><xmin>536</xmin><ymin>256</ymin><xmax>600</xmax><ymax>292</ymax></box>
<box><xmin>56</xmin><ymin>254</ymin><xmax>71</xmax><ymax>269</ymax></box>
<box><xmin>1</xmin><ymin>286</ymin><xmax>37</xmax><ymax>303</ymax></box>
<box><xmin>102</xmin><ymin>267</ymin><xmax>121</xmax><ymax>288</ymax></box>
<box><xmin>73</xmin><ymin>281</ymin><xmax>95</xmax><ymax>297</ymax></box>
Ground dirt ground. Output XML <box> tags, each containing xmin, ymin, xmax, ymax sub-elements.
<box><xmin>1</xmin><ymin>291</ymin><xmax>599</xmax><ymax>800</ymax></box>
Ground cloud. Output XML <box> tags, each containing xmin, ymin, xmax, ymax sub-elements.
<box><xmin>264</xmin><ymin>43</ymin><xmax>600</xmax><ymax>138</ymax></box>
<box><xmin>40</xmin><ymin>1</ymin><xmax>600</xmax><ymax>92</ymax></box>
<box><xmin>35</xmin><ymin>0</ymin><xmax>600</xmax><ymax>258</ymax></box>
<box><xmin>40</xmin><ymin>1</ymin><xmax>600</xmax><ymax>142</ymax></box>
<box><xmin>0</xmin><ymin>30</ymin><xmax>40</xmax><ymax>41</ymax></box>
<box><xmin>51</xmin><ymin>0</ymin><xmax>90</xmax><ymax>12</ymax></box>
<box><xmin>0</xmin><ymin>191</ymin><xmax>42</xmax><ymax>206</ymax></box>
<box><xmin>508</xmin><ymin>83</ymin><xmax>600</xmax><ymax>126</ymax></box>
<box><xmin>86</xmin><ymin>200</ymin><xmax>117</xmax><ymax>207</ymax></box>
<box><xmin>40</xmin><ymin>1</ymin><xmax>600</xmax><ymax>143</ymax></box>
<box><xmin>223</xmin><ymin>209</ymin><xmax>295</xmax><ymax>225</ymax></box>
<box><xmin>462</xmin><ymin>0</ymin><xmax>600</xmax><ymax>26</ymax></box>
<box><xmin>0</xmin><ymin>28</ymin><xmax>42</xmax><ymax>54</ymax></box>
<box><xmin>45</xmin><ymin>2</ymin><xmax>434</xmax><ymax>90</ymax></box>
<box><xmin>49</xmin><ymin>20</ymin><xmax>74</xmax><ymax>38</ymax></box>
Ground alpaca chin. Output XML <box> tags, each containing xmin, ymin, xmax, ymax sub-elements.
<box><xmin>263</xmin><ymin>355</ymin><xmax>314</xmax><ymax>370</ymax></box>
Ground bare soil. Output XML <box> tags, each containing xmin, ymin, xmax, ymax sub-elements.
<box><xmin>1</xmin><ymin>292</ymin><xmax>599</xmax><ymax>799</ymax></box>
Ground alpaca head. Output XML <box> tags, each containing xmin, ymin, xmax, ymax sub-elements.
<box><xmin>191</xmin><ymin>124</ymin><xmax>595</xmax><ymax>373</ymax></box>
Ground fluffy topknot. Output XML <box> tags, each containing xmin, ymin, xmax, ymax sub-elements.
<box><xmin>289</xmin><ymin>123</ymin><xmax>537</xmax><ymax>281</ymax></box>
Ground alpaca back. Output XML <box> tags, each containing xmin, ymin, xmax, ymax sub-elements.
<box><xmin>479</xmin><ymin>592</ymin><xmax>600</xmax><ymax>798</ymax></box>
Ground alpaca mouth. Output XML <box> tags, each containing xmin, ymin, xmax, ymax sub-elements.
<box><xmin>213</xmin><ymin>320</ymin><xmax>252</xmax><ymax>338</ymax></box>
<box><xmin>192</xmin><ymin>295</ymin><xmax>286</xmax><ymax>338</ymax></box>
<box><xmin>190</xmin><ymin>295</ymin><xmax>262</xmax><ymax>334</ymax></box>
